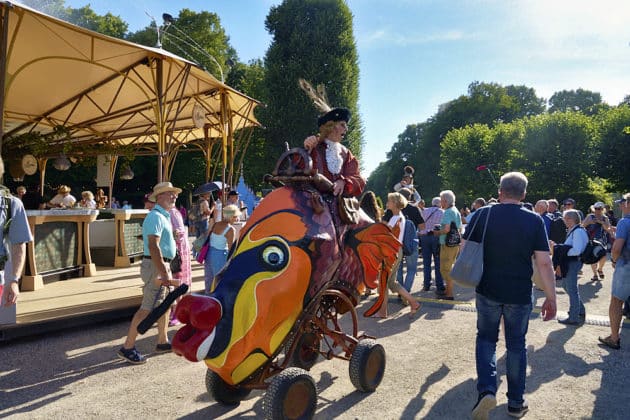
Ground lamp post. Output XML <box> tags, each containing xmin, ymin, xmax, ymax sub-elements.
<box><xmin>160</xmin><ymin>12</ymin><xmax>230</xmax><ymax>82</ymax></box>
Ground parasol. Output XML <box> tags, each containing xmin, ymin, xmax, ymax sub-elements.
<box><xmin>193</xmin><ymin>181</ymin><xmax>225</xmax><ymax>196</ymax></box>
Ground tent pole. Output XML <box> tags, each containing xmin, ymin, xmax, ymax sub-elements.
<box><xmin>156</xmin><ymin>59</ymin><xmax>164</xmax><ymax>183</ymax></box>
<box><xmin>0</xmin><ymin>4</ymin><xmax>10</xmax><ymax>154</ymax></box>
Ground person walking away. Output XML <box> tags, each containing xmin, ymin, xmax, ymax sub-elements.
<box><xmin>467</xmin><ymin>172</ymin><xmax>556</xmax><ymax>420</ymax></box>
<box><xmin>434</xmin><ymin>190</ymin><xmax>461</xmax><ymax>300</ymax></box>
<box><xmin>168</xmin><ymin>203</ymin><xmax>192</xmax><ymax>326</ymax></box>
<box><xmin>555</xmin><ymin>210</ymin><xmax>588</xmax><ymax>325</ymax></box>
<box><xmin>419</xmin><ymin>197</ymin><xmax>445</xmax><ymax>292</ymax></box>
<box><xmin>374</xmin><ymin>192</ymin><xmax>421</xmax><ymax>318</ymax></box>
<box><xmin>202</xmin><ymin>205</ymin><xmax>241</xmax><ymax>295</ymax></box>
<box><xmin>582</xmin><ymin>201</ymin><xmax>611</xmax><ymax>281</ymax></box>
<box><xmin>383</xmin><ymin>188</ymin><xmax>424</xmax><ymax>293</ymax></box>
<box><xmin>0</xmin><ymin>157</ymin><xmax>33</xmax><ymax>309</ymax></box>
<box><xmin>117</xmin><ymin>182</ymin><xmax>182</xmax><ymax>364</ymax></box>
<box><xmin>598</xmin><ymin>193</ymin><xmax>630</xmax><ymax>350</ymax></box>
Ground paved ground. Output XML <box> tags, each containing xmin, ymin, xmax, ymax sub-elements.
<box><xmin>0</xmin><ymin>260</ymin><xmax>628</xmax><ymax>419</ymax></box>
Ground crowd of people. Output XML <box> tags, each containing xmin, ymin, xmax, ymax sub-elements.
<box><xmin>3</xmin><ymin>87</ymin><xmax>629</xmax><ymax>419</ymax></box>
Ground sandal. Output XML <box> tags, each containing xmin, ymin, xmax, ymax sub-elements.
<box><xmin>117</xmin><ymin>347</ymin><xmax>147</xmax><ymax>364</ymax></box>
<box><xmin>408</xmin><ymin>302</ymin><xmax>422</xmax><ymax>319</ymax></box>
<box><xmin>590</xmin><ymin>276</ymin><xmax>599</xmax><ymax>282</ymax></box>
<box><xmin>598</xmin><ymin>336</ymin><xmax>620</xmax><ymax>350</ymax></box>
<box><xmin>597</xmin><ymin>270</ymin><xmax>605</xmax><ymax>279</ymax></box>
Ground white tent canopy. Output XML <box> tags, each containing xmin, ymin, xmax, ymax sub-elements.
<box><xmin>0</xmin><ymin>0</ymin><xmax>261</xmax><ymax>182</ymax></box>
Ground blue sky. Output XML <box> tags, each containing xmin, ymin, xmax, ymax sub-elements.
<box><xmin>59</xmin><ymin>0</ymin><xmax>630</xmax><ymax>176</ymax></box>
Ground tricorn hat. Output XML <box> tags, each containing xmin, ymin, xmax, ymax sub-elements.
<box><xmin>317</xmin><ymin>107</ymin><xmax>351</xmax><ymax>127</ymax></box>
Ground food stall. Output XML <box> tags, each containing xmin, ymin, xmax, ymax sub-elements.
<box><xmin>22</xmin><ymin>209</ymin><xmax>99</xmax><ymax>291</ymax></box>
<box><xmin>89</xmin><ymin>209</ymin><xmax>148</xmax><ymax>268</ymax></box>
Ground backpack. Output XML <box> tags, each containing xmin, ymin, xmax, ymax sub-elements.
<box><xmin>580</xmin><ymin>238</ymin><xmax>607</xmax><ymax>265</ymax></box>
<box><xmin>548</xmin><ymin>214</ymin><xmax>567</xmax><ymax>243</ymax></box>
<box><xmin>188</xmin><ymin>202</ymin><xmax>202</xmax><ymax>223</ymax></box>
<box><xmin>402</xmin><ymin>219</ymin><xmax>419</xmax><ymax>256</ymax></box>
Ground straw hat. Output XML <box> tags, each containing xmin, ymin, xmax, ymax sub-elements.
<box><xmin>58</xmin><ymin>185</ymin><xmax>71</xmax><ymax>194</ymax></box>
<box><xmin>149</xmin><ymin>182</ymin><xmax>182</xmax><ymax>201</ymax></box>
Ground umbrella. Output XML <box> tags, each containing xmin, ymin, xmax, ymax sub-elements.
<box><xmin>193</xmin><ymin>181</ymin><xmax>225</xmax><ymax>196</ymax></box>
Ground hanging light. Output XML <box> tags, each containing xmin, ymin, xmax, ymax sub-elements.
<box><xmin>52</xmin><ymin>155</ymin><xmax>71</xmax><ymax>171</ymax></box>
<box><xmin>120</xmin><ymin>164</ymin><xmax>134</xmax><ymax>180</ymax></box>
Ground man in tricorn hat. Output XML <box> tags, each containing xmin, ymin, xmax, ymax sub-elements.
<box><xmin>303</xmin><ymin>107</ymin><xmax>365</xmax><ymax>197</ymax></box>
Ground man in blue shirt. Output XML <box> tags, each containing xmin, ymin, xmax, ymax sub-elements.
<box><xmin>0</xmin><ymin>157</ymin><xmax>34</xmax><ymax>311</ymax></box>
<box><xmin>117</xmin><ymin>182</ymin><xmax>182</xmax><ymax>364</ymax></box>
<box><xmin>466</xmin><ymin>172</ymin><xmax>556</xmax><ymax>419</ymax></box>
<box><xmin>598</xmin><ymin>193</ymin><xmax>630</xmax><ymax>350</ymax></box>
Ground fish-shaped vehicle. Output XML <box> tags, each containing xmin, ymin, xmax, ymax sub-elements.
<box><xmin>171</xmin><ymin>148</ymin><xmax>401</xmax><ymax>419</ymax></box>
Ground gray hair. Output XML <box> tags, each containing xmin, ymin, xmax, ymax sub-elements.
<box><xmin>563</xmin><ymin>209</ymin><xmax>582</xmax><ymax>225</ymax></box>
<box><xmin>440</xmin><ymin>190</ymin><xmax>455</xmax><ymax>206</ymax></box>
<box><xmin>431</xmin><ymin>196</ymin><xmax>441</xmax><ymax>206</ymax></box>
<box><xmin>499</xmin><ymin>172</ymin><xmax>528</xmax><ymax>199</ymax></box>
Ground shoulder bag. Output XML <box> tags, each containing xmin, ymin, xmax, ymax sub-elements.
<box><xmin>445</xmin><ymin>221</ymin><xmax>461</xmax><ymax>247</ymax></box>
<box><xmin>450</xmin><ymin>206</ymin><xmax>491</xmax><ymax>288</ymax></box>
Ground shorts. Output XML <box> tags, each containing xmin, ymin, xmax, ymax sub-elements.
<box><xmin>611</xmin><ymin>262</ymin><xmax>630</xmax><ymax>302</ymax></box>
<box><xmin>140</xmin><ymin>259</ymin><xmax>169</xmax><ymax>310</ymax></box>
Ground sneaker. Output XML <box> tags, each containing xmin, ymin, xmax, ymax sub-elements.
<box><xmin>117</xmin><ymin>347</ymin><xmax>146</xmax><ymax>364</ymax></box>
<box><xmin>422</xmin><ymin>285</ymin><xmax>431</xmax><ymax>291</ymax></box>
<box><xmin>507</xmin><ymin>400</ymin><xmax>529</xmax><ymax>418</ymax></box>
<box><xmin>472</xmin><ymin>392</ymin><xmax>496</xmax><ymax>420</ymax></box>
<box><xmin>155</xmin><ymin>343</ymin><xmax>172</xmax><ymax>353</ymax></box>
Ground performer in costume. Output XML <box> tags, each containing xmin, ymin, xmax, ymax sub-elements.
<box><xmin>393</xmin><ymin>165</ymin><xmax>421</xmax><ymax>204</ymax></box>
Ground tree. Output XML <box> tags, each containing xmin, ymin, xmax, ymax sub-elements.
<box><xmin>127</xmin><ymin>9</ymin><xmax>235</xmax><ymax>81</ymax></box>
<box><xmin>518</xmin><ymin>112</ymin><xmax>597</xmax><ymax>200</ymax></box>
<box><xmin>596</xmin><ymin>105</ymin><xmax>630</xmax><ymax>191</ymax></box>
<box><xmin>263</xmin><ymin>0</ymin><xmax>363</xmax><ymax>176</ymax></box>
<box><xmin>548</xmin><ymin>88</ymin><xmax>603</xmax><ymax>116</ymax></box>
<box><xmin>225</xmin><ymin>59</ymin><xmax>269</xmax><ymax>192</ymax></box>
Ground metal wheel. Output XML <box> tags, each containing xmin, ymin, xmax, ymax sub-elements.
<box><xmin>205</xmin><ymin>369</ymin><xmax>251</xmax><ymax>405</ymax></box>
<box><xmin>273</xmin><ymin>148</ymin><xmax>313</xmax><ymax>177</ymax></box>
<box><xmin>348</xmin><ymin>339</ymin><xmax>386</xmax><ymax>392</ymax></box>
<box><xmin>263</xmin><ymin>367</ymin><xmax>317</xmax><ymax>420</ymax></box>
<box><xmin>289</xmin><ymin>332</ymin><xmax>320</xmax><ymax>370</ymax></box>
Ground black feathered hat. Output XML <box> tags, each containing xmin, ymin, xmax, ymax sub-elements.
<box><xmin>317</xmin><ymin>107</ymin><xmax>351</xmax><ymax>127</ymax></box>
<box><xmin>299</xmin><ymin>78</ymin><xmax>351</xmax><ymax>127</ymax></box>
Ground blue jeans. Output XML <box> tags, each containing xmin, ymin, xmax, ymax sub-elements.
<box><xmin>203</xmin><ymin>247</ymin><xmax>228</xmax><ymax>294</ymax></box>
<box><xmin>420</xmin><ymin>235</ymin><xmax>444</xmax><ymax>290</ymax></box>
<box><xmin>562</xmin><ymin>259</ymin><xmax>585</xmax><ymax>321</ymax></box>
<box><xmin>397</xmin><ymin>247</ymin><xmax>418</xmax><ymax>292</ymax></box>
<box><xmin>475</xmin><ymin>293</ymin><xmax>532</xmax><ymax>408</ymax></box>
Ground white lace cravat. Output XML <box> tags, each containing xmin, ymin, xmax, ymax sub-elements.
<box><xmin>324</xmin><ymin>139</ymin><xmax>344</xmax><ymax>175</ymax></box>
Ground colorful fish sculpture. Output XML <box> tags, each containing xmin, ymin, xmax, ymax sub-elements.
<box><xmin>172</xmin><ymin>184</ymin><xmax>400</xmax><ymax>385</ymax></box>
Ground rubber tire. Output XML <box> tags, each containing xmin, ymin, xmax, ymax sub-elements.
<box><xmin>205</xmin><ymin>369</ymin><xmax>251</xmax><ymax>405</ymax></box>
<box><xmin>263</xmin><ymin>367</ymin><xmax>317</xmax><ymax>420</ymax></box>
<box><xmin>348</xmin><ymin>339</ymin><xmax>386</xmax><ymax>392</ymax></box>
<box><xmin>289</xmin><ymin>332</ymin><xmax>320</xmax><ymax>371</ymax></box>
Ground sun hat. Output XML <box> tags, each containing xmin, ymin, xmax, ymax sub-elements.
<box><xmin>223</xmin><ymin>204</ymin><xmax>242</xmax><ymax>219</ymax></box>
<box><xmin>149</xmin><ymin>182</ymin><xmax>182</xmax><ymax>201</ymax></box>
<box><xmin>58</xmin><ymin>185</ymin><xmax>71</xmax><ymax>194</ymax></box>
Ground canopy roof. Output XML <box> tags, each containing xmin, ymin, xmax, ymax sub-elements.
<box><xmin>0</xmin><ymin>0</ymin><xmax>260</xmax><ymax>160</ymax></box>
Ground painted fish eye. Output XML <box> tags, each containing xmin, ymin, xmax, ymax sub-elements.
<box><xmin>261</xmin><ymin>244</ymin><xmax>286</xmax><ymax>270</ymax></box>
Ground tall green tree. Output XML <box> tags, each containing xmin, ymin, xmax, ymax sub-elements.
<box><xmin>127</xmin><ymin>9</ymin><xmax>235</xmax><ymax>81</ymax></box>
<box><xmin>596</xmin><ymin>105</ymin><xmax>630</xmax><ymax>191</ymax></box>
<box><xmin>263</xmin><ymin>0</ymin><xmax>363</xmax><ymax>175</ymax></box>
<box><xmin>548</xmin><ymin>88</ymin><xmax>603</xmax><ymax>116</ymax></box>
<box><xmin>518</xmin><ymin>112</ymin><xmax>597</xmax><ymax>199</ymax></box>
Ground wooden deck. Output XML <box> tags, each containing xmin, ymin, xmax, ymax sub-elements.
<box><xmin>0</xmin><ymin>262</ymin><xmax>206</xmax><ymax>341</ymax></box>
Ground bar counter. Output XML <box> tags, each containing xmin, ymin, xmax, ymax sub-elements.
<box><xmin>90</xmin><ymin>209</ymin><xmax>149</xmax><ymax>268</ymax></box>
<box><xmin>23</xmin><ymin>209</ymin><xmax>99</xmax><ymax>291</ymax></box>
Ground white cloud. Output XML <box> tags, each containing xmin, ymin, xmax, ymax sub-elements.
<box><xmin>360</xmin><ymin>27</ymin><xmax>468</xmax><ymax>48</ymax></box>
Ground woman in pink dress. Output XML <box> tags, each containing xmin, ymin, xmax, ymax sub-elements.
<box><xmin>169</xmin><ymin>205</ymin><xmax>192</xmax><ymax>326</ymax></box>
